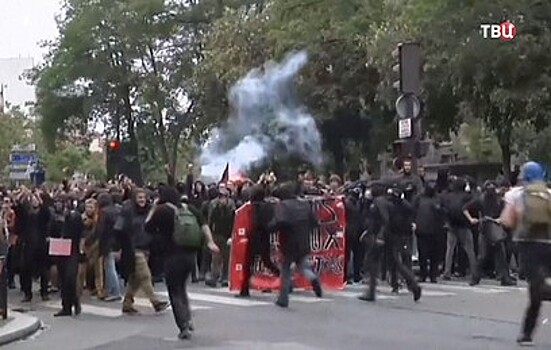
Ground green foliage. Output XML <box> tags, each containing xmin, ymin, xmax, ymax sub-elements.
<box><xmin>43</xmin><ymin>144</ymin><xmax>106</xmax><ymax>182</ymax></box>
<box><xmin>30</xmin><ymin>0</ymin><xmax>551</xmax><ymax>179</ymax></box>
<box><xmin>0</xmin><ymin>108</ymin><xmax>34</xmax><ymax>176</ymax></box>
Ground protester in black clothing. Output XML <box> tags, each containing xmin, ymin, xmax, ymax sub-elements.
<box><xmin>413</xmin><ymin>181</ymin><xmax>445</xmax><ymax>283</ymax></box>
<box><xmin>442</xmin><ymin>178</ymin><xmax>478</xmax><ymax>284</ymax></box>
<box><xmin>436</xmin><ymin>168</ymin><xmax>450</xmax><ymax>194</ymax></box>
<box><xmin>238</xmin><ymin>185</ymin><xmax>280</xmax><ymax>297</ymax></box>
<box><xmin>15</xmin><ymin>188</ymin><xmax>51</xmax><ymax>302</ymax></box>
<box><xmin>117</xmin><ymin>188</ymin><xmax>168</xmax><ymax>314</ymax></box>
<box><xmin>51</xmin><ymin>197</ymin><xmax>83</xmax><ymax>317</ymax></box>
<box><xmin>190</xmin><ymin>181</ymin><xmax>207</xmax><ymax>209</ymax></box>
<box><xmin>399</xmin><ymin>158</ymin><xmax>423</xmax><ymax>202</ymax></box>
<box><xmin>359</xmin><ymin>181</ymin><xmax>388</xmax><ymax>302</ymax></box>
<box><xmin>463</xmin><ymin>181</ymin><xmax>516</xmax><ymax>286</ymax></box>
<box><xmin>385</xmin><ymin>184</ymin><xmax>422</xmax><ymax>300</ymax></box>
<box><xmin>145</xmin><ymin>186</ymin><xmax>219</xmax><ymax>340</ymax></box>
<box><xmin>344</xmin><ymin>187</ymin><xmax>364</xmax><ymax>284</ymax></box>
<box><xmin>269</xmin><ymin>182</ymin><xmax>323</xmax><ymax>308</ymax></box>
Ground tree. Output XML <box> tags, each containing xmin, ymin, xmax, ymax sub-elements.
<box><xmin>405</xmin><ymin>0</ymin><xmax>551</xmax><ymax>174</ymax></box>
<box><xmin>197</xmin><ymin>0</ymin><xmax>400</xmax><ymax>174</ymax></box>
<box><xmin>30</xmin><ymin>0</ymin><xmax>226</xmax><ymax>181</ymax></box>
<box><xmin>0</xmin><ymin>108</ymin><xmax>34</xmax><ymax>177</ymax></box>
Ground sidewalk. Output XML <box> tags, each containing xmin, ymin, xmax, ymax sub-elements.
<box><xmin>0</xmin><ymin>310</ymin><xmax>41</xmax><ymax>346</ymax></box>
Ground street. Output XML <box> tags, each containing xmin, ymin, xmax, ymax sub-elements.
<box><xmin>4</xmin><ymin>280</ymin><xmax>551</xmax><ymax>350</ymax></box>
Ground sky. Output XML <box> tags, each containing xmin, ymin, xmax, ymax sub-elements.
<box><xmin>0</xmin><ymin>0</ymin><xmax>61</xmax><ymax>61</ymax></box>
<box><xmin>0</xmin><ymin>0</ymin><xmax>61</xmax><ymax>105</ymax></box>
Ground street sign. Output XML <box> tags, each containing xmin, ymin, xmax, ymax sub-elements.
<box><xmin>398</xmin><ymin>118</ymin><xmax>412</xmax><ymax>139</ymax></box>
<box><xmin>396</xmin><ymin>93</ymin><xmax>421</xmax><ymax>119</ymax></box>
<box><xmin>9</xmin><ymin>153</ymin><xmax>36</xmax><ymax>165</ymax></box>
<box><xmin>9</xmin><ymin>172</ymin><xmax>30</xmax><ymax>181</ymax></box>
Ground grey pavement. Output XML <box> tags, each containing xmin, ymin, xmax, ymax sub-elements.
<box><xmin>3</xmin><ymin>280</ymin><xmax>551</xmax><ymax>350</ymax></box>
<box><xmin>0</xmin><ymin>310</ymin><xmax>41</xmax><ymax>347</ymax></box>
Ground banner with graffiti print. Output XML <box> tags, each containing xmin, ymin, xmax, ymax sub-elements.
<box><xmin>229</xmin><ymin>196</ymin><xmax>347</xmax><ymax>291</ymax></box>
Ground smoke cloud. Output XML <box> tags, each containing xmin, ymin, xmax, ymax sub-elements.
<box><xmin>200</xmin><ymin>51</ymin><xmax>323</xmax><ymax>179</ymax></box>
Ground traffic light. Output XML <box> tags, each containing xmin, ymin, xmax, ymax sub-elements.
<box><xmin>106</xmin><ymin>140</ymin><xmax>122</xmax><ymax>179</ymax></box>
<box><xmin>392</xmin><ymin>43</ymin><xmax>422</xmax><ymax>95</ymax></box>
<box><xmin>108</xmin><ymin>140</ymin><xmax>121</xmax><ymax>151</ymax></box>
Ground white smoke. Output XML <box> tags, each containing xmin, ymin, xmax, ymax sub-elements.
<box><xmin>200</xmin><ymin>50</ymin><xmax>323</xmax><ymax>178</ymax></box>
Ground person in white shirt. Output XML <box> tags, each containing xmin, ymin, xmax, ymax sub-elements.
<box><xmin>500</xmin><ymin>161</ymin><xmax>551</xmax><ymax>347</ymax></box>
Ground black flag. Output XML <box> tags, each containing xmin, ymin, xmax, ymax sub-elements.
<box><xmin>220</xmin><ymin>163</ymin><xmax>229</xmax><ymax>184</ymax></box>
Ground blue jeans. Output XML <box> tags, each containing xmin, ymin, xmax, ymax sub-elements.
<box><xmin>278</xmin><ymin>256</ymin><xmax>318</xmax><ymax>305</ymax></box>
<box><xmin>104</xmin><ymin>252</ymin><xmax>121</xmax><ymax>297</ymax></box>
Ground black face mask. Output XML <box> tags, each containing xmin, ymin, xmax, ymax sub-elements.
<box><xmin>425</xmin><ymin>186</ymin><xmax>436</xmax><ymax>197</ymax></box>
<box><xmin>484</xmin><ymin>188</ymin><xmax>498</xmax><ymax>198</ymax></box>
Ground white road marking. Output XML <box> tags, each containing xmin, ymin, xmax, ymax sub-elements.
<box><xmin>347</xmin><ymin>282</ymin><xmax>514</xmax><ymax>294</ymax></box>
<box><xmin>132</xmin><ymin>298</ymin><xmax>211</xmax><ymax>311</ymax></box>
<box><xmin>42</xmin><ymin>299</ymin><xmax>211</xmax><ymax>318</ymax></box>
<box><xmin>335</xmin><ymin>291</ymin><xmax>398</xmax><ymax>300</ymax></box>
<box><xmin>158</xmin><ymin>291</ymin><xmax>270</xmax><ymax>307</ymax></box>
<box><xmin>424</xmin><ymin>283</ymin><xmax>509</xmax><ymax>294</ymax></box>
<box><xmin>195</xmin><ymin>288</ymin><xmax>331</xmax><ymax>303</ymax></box>
<box><xmin>43</xmin><ymin>301</ymin><xmax>120</xmax><ymax>318</ymax></box>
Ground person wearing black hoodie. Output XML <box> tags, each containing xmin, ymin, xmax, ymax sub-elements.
<box><xmin>269</xmin><ymin>182</ymin><xmax>323</xmax><ymax>308</ymax></box>
<box><xmin>145</xmin><ymin>186</ymin><xmax>219</xmax><ymax>340</ymax></box>
<box><xmin>442</xmin><ymin>177</ymin><xmax>477</xmax><ymax>284</ymax></box>
<box><xmin>51</xmin><ymin>196</ymin><xmax>83</xmax><ymax>317</ymax></box>
<box><xmin>358</xmin><ymin>181</ymin><xmax>389</xmax><ymax>302</ymax></box>
<box><xmin>463</xmin><ymin>181</ymin><xmax>516</xmax><ymax>286</ymax></box>
<box><xmin>116</xmin><ymin>188</ymin><xmax>168</xmax><ymax>314</ymax></box>
<box><xmin>413</xmin><ymin>181</ymin><xmax>445</xmax><ymax>283</ymax></box>
<box><xmin>344</xmin><ymin>187</ymin><xmax>364</xmax><ymax>284</ymax></box>
<box><xmin>237</xmin><ymin>185</ymin><xmax>280</xmax><ymax>297</ymax></box>
<box><xmin>15</xmin><ymin>188</ymin><xmax>51</xmax><ymax>302</ymax></box>
<box><xmin>385</xmin><ymin>184</ymin><xmax>422</xmax><ymax>300</ymax></box>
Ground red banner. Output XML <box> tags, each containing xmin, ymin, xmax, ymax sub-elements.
<box><xmin>229</xmin><ymin>196</ymin><xmax>347</xmax><ymax>291</ymax></box>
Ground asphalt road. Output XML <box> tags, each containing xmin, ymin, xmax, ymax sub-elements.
<box><xmin>4</xmin><ymin>280</ymin><xmax>551</xmax><ymax>350</ymax></box>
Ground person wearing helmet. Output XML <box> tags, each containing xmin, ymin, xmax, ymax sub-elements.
<box><xmin>500</xmin><ymin>162</ymin><xmax>551</xmax><ymax>346</ymax></box>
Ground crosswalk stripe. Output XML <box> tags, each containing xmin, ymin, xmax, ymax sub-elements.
<box><xmin>43</xmin><ymin>301</ymin><xmax>120</xmax><ymax>318</ymax></box>
<box><xmin>158</xmin><ymin>291</ymin><xmax>270</xmax><ymax>307</ymax></box>
<box><xmin>42</xmin><ymin>299</ymin><xmax>212</xmax><ymax>318</ymax></box>
<box><xmin>286</xmin><ymin>295</ymin><xmax>330</xmax><ymax>303</ymax></box>
<box><xmin>132</xmin><ymin>298</ymin><xmax>211</xmax><ymax>311</ymax></box>
<box><xmin>334</xmin><ymin>291</ymin><xmax>398</xmax><ymax>300</ymax></box>
<box><xmin>424</xmin><ymin>284</ymin><xmax>508</xmax><ymax>294</ymax></box>
<box><xmin>346</xmin><ymin>282</ymin><xmax>512</xmax><ymax>294</ymax></box>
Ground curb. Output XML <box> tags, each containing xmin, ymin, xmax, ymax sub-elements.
<box><xmin>0</xmin><ymin>311</ymin><xmax>41</xmax><ymax>347</ymax></box>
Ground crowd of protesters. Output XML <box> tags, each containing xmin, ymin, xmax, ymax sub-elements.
<box><xmin>0</xmin><ymin>159</ymin><xmax>548</xmax><ymax>344</ymax></box>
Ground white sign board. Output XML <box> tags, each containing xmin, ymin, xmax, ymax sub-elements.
<box><xmin>398</xmin><ymin>118</ymin><xmax>412</xmax><ymax>139</ymax></box>
<box><xmin>9</xmin><ymin>172</ymin><xmax>30</xmax><ymax>181</ymax></box>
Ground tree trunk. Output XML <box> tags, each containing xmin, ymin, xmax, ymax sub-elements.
<box><xmin>499</xmin><ymin>141</ymin><xmax>512</xmax><ymax>178</ymax></box>
<box><xmin>497</xmin><ymin>122</ymin><xmax>513</xmax><ymax>178</ymax></box>
<box><xmin>123</xmin><ymin>86</ymin><xmax>144</xmax><ymax>185</ymax></box>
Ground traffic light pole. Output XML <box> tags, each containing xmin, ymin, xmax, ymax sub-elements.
<box><xmin>393</xmin><ymin>42</ymin><xmax>424</xmax><ymax>175</ymax></box>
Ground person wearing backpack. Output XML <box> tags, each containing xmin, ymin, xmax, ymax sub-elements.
<box><xmin>145</xmin><ymin>186</ymin><xmax>219</xmax><ymax>340</ymax></box>
<box><xmin>500</xmin><ymin>161</ymin><xmax>551</xmax><ymax>347</ymax></box>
